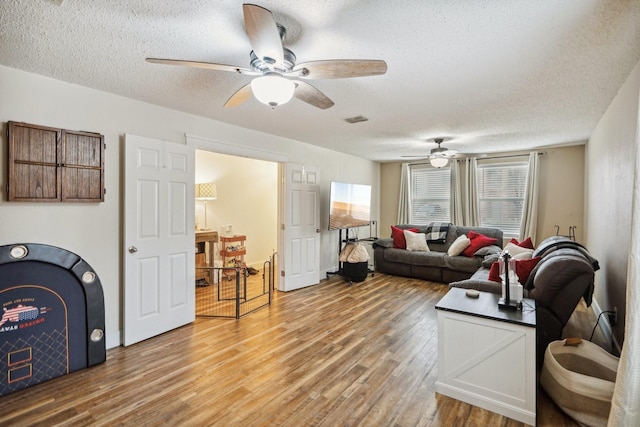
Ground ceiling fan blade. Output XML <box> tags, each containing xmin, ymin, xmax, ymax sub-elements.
<box><xmin>243</xmin><ymin>4</ymin><xmax>284</xmax><ymax>67</ymax></box>
<box><xmin>224</xmin><ymin>84</ymin><xmax>254</xmax><ymax>108</ymax></box>
<box><xmin>290</xmin><ymin>60</ymin><xmax>388</xmax><ymax>79</ymax></box>
<box><xmin>292</xmin><ymin>81</ymin><xmax>335</xmax><ymax>109</ymax></box>
<box><xmin>146</xmin><ymin>58</ymin><xmax>259</xmax><ymax>75</ymax></box>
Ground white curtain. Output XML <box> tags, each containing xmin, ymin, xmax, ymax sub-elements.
<box><xmin>450</xmin><ymin>158</ymin><xmax>479</xmax><ymax>226</ymax></box>
<box><xmin>465</xmin><ymin>158</ymin><xmax>479</xmax><ymax>226</ymax></box>
<box><xmin>397</xmin><ymin>162</ymin><xmax>411</xmax><ymax>224</ymax></box>
<box><xmin>450</xmin><ymin>159</ymin><xmax>463</xmax><ymax>224</ymax></box>
<box><xmin>519</xmin><ymin>152</ymin><xmax>539</xmax><ymax>243</ymax></box>
<box><xmin>607</xmin><ymin>117</ymin><xmax>640</xmax><ymax>426</ymax></box>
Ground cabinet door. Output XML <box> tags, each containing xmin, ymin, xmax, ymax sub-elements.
<box><xmin>7</xmin><ymin>122</ymin><xmax>104</xmax><ymax>202</ymax></box>
<box><xmin>8</xmin><ymin>122</ymin><xmax>62</xmax><ymax>201</ymax></box>
<box><xmin>61</xmin><ymin>130</ymin><xmax>105</xmax><ymax>202</ymax></box>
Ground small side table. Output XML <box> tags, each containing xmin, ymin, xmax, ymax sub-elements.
<box><xmin>196</xmin><ymin>230</ymin><xmax>218</xmax><ymax>285</ymax></box>
<box><xmin>435</xmin><ymin>287</ymin><xmax>537</xmax><ymax>426</ymax></box>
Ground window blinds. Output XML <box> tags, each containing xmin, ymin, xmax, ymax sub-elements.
<box><xmin>477</xmin><ymin>162</ymin><xmax>528</xmax><ymax>236</ymax></box>
<box><xmin>410</xmin><ymin>165</ymin><xmax>451</xmax><ymax>224</ymax></box>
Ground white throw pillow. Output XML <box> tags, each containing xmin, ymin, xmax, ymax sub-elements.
<box><xmin>503</xmin><ymin>242</ymin><xmax>534</xmax><ymax>258</ymax></box>
<box><xmin>447</xmin><ymin>234</ymin><xmax>471</xmax><ymax>256</ymax></box>
<box><xmin>512</xmin><ymin>250</ymin><xmax>534</xmax><ymax>260</ymax></box>
<box><xmin>403</xmin><ymin>230</ymin><xmax>430</xmax><ymax>252</ymax></box>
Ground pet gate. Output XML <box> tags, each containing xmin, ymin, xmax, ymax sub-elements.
<box><xmin>195</xmin><ymin>252</ymin><xmax>275</xmax><ymax>318</ymax></box>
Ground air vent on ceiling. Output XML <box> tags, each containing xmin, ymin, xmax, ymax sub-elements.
<box><xmin>345</xmin><ymin>116</ymin><xmax>369</xmax><ymax>124</ymax></box>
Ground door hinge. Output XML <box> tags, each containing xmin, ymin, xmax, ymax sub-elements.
<box><xmin>280</xmin><ymin>270</ymin><xmax>285</xmax><ymax>277</ymax></box>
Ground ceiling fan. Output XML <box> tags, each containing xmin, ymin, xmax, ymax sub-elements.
<box><xmin>402</xmin><ymin>138</ymin><xmax>459</xmax><ymax>168</ymax></box>
<box><xmin>146</xmin><ymin>3</ymin><xmax>387</xmax><ymax>109</ymax></box>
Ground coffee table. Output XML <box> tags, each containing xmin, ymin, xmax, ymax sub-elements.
<box><xmin>435</xmin><ymin>287</ymin><xmax>536</xmax><ymax>426</ymax></box>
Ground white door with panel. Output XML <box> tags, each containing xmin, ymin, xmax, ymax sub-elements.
<box><xmin>124</xmin><ymin>134</ymin><xmax>195</xmax><ymax>346</ymax></box>
<box><xmin>281</xmin><ymin>163</ymin><xmax>320</xmax><ymax>291</ymax></box>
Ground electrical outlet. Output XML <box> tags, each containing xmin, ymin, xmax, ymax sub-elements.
<box><xmin>607</xmin><ymin>307</ymin><xmax>617</xmax><ymax>327</ymax></box>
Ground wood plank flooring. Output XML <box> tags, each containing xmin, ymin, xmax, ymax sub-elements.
<box><xmin>0</xmin><ymin>273</ymin><xmax>610</xmax><ymax>426</ymax></box>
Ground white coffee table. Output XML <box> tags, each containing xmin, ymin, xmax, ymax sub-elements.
<box><xmin>435</xmin><ymin>287</ymin><xmax>536</xmax><ymax>426</ymax></box>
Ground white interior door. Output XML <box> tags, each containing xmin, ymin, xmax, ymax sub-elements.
<box><xmin>281</xmin><ymin>163</ymin><xmax>320</xmax><ymax>291</ymax></box>
<box><xmin>124</xmin><ymin>134</ymin><xmax>195</xmax><ymax>346</ymax></box>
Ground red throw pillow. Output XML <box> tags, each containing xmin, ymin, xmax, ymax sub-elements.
<box><xmin>391</xmin><ymin>226</ymin><xmax>419</xmax><ymax>249</ymax></box>
<box><xmin>488</xmin><ymin>261</ymin><xmax>501</xmax><ymax>283</ymax></box>
<box><xmin>509</xmin><ymin>237</ymin><xmax>535</xmax><ymax>250</ymax></box>
<box><xmin>487</xmin><ymin>256</ymin><xmax>542</xmax><ymax>284</ymax></box>
<box><xmin>514</xmin><ymin>256</ymin><xmax>541</xmax><ymax>284</ymax></box>
<box><xmin>462</xmin><ymin>230</ymin><xmax>498</xmax><ymax>257</ymax></box>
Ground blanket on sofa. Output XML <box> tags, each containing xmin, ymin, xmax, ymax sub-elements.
<box><xmin>425</xmin><ymin>222</ymin><xmax>451</xmax><ymax>243</ymax></box>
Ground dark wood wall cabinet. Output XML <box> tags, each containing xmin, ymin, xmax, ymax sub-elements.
<box><xmin>7</xmin><ymin>121</ymin><xmax>105</xmax><ymax>202</ymax></box>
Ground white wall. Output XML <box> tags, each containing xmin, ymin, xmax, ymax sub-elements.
<box><xmin>0</xmin><ymin>65</ymin><xmax>380</xmax><ymax>348</ymax></box>
<box><xmin>586</xmin><ymin>59</ymin><xmax>640</xmax><ymax>349</ymax></box>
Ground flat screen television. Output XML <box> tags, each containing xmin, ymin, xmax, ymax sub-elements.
<box><xmin>328</xmin><ymin>181</ymin><xmax>372</xmax><ymax>230</ymax></box>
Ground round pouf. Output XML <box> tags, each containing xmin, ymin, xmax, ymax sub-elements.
<box><xmin>540</xmin><ymin>339</ymin><xmax>619</xmax><ymax>427</ymax></box>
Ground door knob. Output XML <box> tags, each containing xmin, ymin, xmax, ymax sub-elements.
<box><xmin>128</xmin><ymin>246</ymin><xmax>138</xmax><ymax>253</ymax></box>
<box><xmin>316</xmin><ymin>229</ymin><xmax>321</xmax><ymax>233</ymax></box>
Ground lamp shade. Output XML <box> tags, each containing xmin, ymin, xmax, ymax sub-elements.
<box><xmin>195</xmin><ymin>183</ymin><xmax>217</xmax><ymax>200</ymax></box>
<box><xmin>251</xmin><ymin>74</ymin><xmax>295</xmax><ymax>107</ymax></box>
<box><xmin>430</xmin><ymin>156</ymin><xmax>449</xmax><ymax>168</ymax></box>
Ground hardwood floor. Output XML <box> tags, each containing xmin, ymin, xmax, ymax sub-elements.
<box><xmin>0</xmin><ymin>273</ymin><xmax>610</xmax><ymax>426</ymax></box>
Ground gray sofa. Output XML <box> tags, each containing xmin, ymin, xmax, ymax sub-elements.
<box><xmin>373</xmin><ymin>224</ymin><xmax>504</xmax><ymax>283</ymax></box>
<box><xmin>449</xmin><ymin>235</ymin><xmax>599</xmax><ymax>364</ymax></box>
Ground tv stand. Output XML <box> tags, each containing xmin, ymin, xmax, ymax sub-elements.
<box><xmin>326</xmin><ymin>223</ymin><xmax>377</xmax><ymax>285</ymax></box>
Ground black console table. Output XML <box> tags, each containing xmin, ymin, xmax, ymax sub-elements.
<box><xmin>326</xmin><ymin>222</ymin><xmax>377</xmax><ymax>285</ymax></box>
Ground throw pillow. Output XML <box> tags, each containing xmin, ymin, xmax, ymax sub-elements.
<box><xmin>510</xmin><ymin>237</ymin><xmax>535</xmax><ymax>249</ymax></box>
<box><xmin>514</xmin><ymin>256</ymin><xmax>542</xmax><ymax>284</ymax></box>
<box><xmin>474</xmin><ymin>244</ymin><xmax>502</xmax><ymax>256</ymax></box>
<box><xmin>462</xmin><ymin>230</ymin><xmax>498</xmax><ymax>257</ymax></box>
<box><xmin>512</xmin><ymin>250</ymin><xmax>533</xmax><ymax>260</ymax></box>
<box><xmin>447</xmin><ymin>234</ymin><xmax>470</xmax><ymax>256</ymax></box>
<box><xmin>482</xmin><ymin>253</ymin><xmax>500</xmax><ymax>268</ymax></box>
<box><xmin>487</xmin><ymin>256</ymin><xmax>542</xmax><ymax>284</ymax></box>
<box><xmin>404</xmin><ymin>230</ymin><xmax>430</xmax><ymax>252</ymax></box>
<box><xmin>391</xmin><ymin>225</ymin><xmax>419</xmax><ymax>249</ymax></box>
<box><xmin>488</xmin><ymin>261</ymin><xmax>501</xmax><ymax>283</ymax></box>
<box><xmin>502</xmin><ymin>242</ymin><xmax>534</xmax><ymax>257</ymax></box>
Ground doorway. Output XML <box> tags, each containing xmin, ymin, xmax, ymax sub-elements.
<box><xmin>195</xmin><ymin>150</ymin><xmax>279</xmax><ymax>315</ymax></box>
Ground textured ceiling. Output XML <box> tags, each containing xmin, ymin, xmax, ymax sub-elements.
<box><xmin>1</xmin><ymin>0</ymin><xmax>639</xmax><ymax>161</ymax></box>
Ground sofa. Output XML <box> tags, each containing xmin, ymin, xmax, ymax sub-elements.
<box><xmin>449</xmin><ymin>235</ymin><xmax>599</xmax><ymax>363</ymax></box>
<box><xmin>373</xmin><ymin>224</ymin><xmax>504</xmax><ymax>283</ymax></box>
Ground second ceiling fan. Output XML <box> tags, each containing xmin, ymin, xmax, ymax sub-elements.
<box><xmin>146</xmin><ymin>3</ymin><xmax>387</xmax><ymax>109</ymax></box>
<box><xmin>402</xmin><ymin>138</ymin><xmax>460</xmax><ymax>168</ymax></box>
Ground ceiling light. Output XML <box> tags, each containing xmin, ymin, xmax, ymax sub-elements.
<box><xmin>430</xmin><ymin>156</ymin><xmax>449</xmax><ymax>168</ymax></box>
<box><xmin>251</xmin><ymin>73</ymin><xmax>295</xmax><ymax>108</ymax></box>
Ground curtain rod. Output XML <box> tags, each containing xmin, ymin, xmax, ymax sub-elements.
<box><xmin>476</xmin><ymin>151</ymin><xmax>545</xmax><ymax>161</ymax></box>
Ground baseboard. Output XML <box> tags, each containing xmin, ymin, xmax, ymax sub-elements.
<box><xmin>591</xmin><ymin>298</ymin><xmax>622</xmax><ymax>355</ymax></box>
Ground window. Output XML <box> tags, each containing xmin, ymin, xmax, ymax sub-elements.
<box><xmin>410</xmin><ymin>164</ymin><xmax>450</xmax><ymax>224</ymax></box>
<box><xmin>477</xmin><ymin>162</ymin><xmax>528</xmax><ymax>237</ymax></box>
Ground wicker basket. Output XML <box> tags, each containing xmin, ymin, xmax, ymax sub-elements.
<box><xmin>540</xmin><ymin>339</ymin><xmax>619</xmax><ymax>427</ymax></box>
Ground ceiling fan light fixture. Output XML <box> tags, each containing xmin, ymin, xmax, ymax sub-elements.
<box><xmin>430</xmin><ymin>156</ymin><xmax>449</xmax><ymax>168</ymax></box>
<box><xmin>251</xmin><ymin>73</ymin><xmax>295</xmax><ymax>107</ymax></box>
